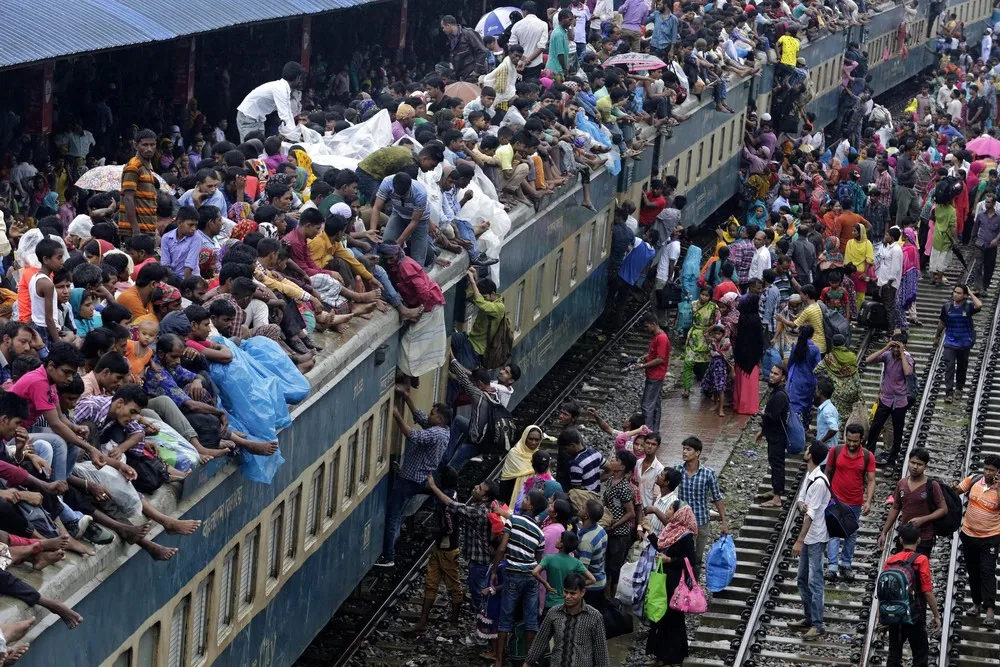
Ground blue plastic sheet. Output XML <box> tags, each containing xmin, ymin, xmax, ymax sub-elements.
<box><xmin>575</xmin><ymin>110</ymin><xmax>621</xmax><ymax>176</ymax></box>
<box><xmin>208</xmin><ymin>337</ymin><xmax>289</xmax><ymax>483</ymax></box>
<box><xmin>240</xmin><ymin>337</ymin><xmax>310</xmax><ymax>404</ymax></box>
<box><xmin>706</xmin><ymin>535</ymin><xmax>737</xmax><ymax>592</ymax></box>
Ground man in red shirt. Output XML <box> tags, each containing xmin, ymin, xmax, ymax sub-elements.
<box><xmin>880</xmin><ymin>523</ymin><xmax>941</xmax><ymax>667</ymax></box>
<box><xmin>634</xmin><ymin>312</ymin><xmax>669</xmax><ymax>430</ymax></box>
<box><xmin>878</xmin><ymin>447</ymin><xmax>947</xmax><ymax>558</ymax></box>
<box><xmin>824</xmin><ymin>423</ymin><xmax>876</xmax><ymax>583</ymax></box>
<box><xmin>712</xmin><ymin>263</ymin><xmax>739</xmax><ymax>302</ymax></box>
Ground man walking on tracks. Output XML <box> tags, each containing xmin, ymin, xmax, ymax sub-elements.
<box><xmin>954</xmin><ymin>453</ymin><xmax>1000</xmax><ymax>626</ymax></box>
<box><xmin>824</xmin><ymin>423</ymin><xmax>875</xmax><ymax>582</ymax></box>
<box><xmin>878</xmin><ymin>448</ymin><xmax>947</xmax><ymax>558</ymax></box>
<box><xmin>792</xmin><ymin>441</ymin><xmax>831</xmax><ymax>641</ymax></box>
<box><xmin>878</xmin><ymin>523</ymin><xmax>941</xmax><ymax>667</ymax></box>
<box><xmin>633</xmin><ymin>312</ymin><xmax>669</xmax><ymax>431</ymax></box>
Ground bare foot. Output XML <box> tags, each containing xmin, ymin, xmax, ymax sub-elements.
<box><xmin>196</xmin><ymin>444</ymin><xmax>229</xmax><ymax>461</ymax></box>
<box><xmin>351</xmin><ymin>302</ymin><xmax>377</xmax><ymax>317</ymax></box>
<box><xmin>119</xmin><ymin>521</ymin><xmax>153</xmax><ymax>545</ymax></box>
<box><xmin>32</xmin><ymin>549</ymin><xmax>65</xmax><ymax>570</ymax></box>
<box><xmin>141</xmin><ymin>541</ymin><xmax>178</xmax><ymax>561</ymax></box>
<box><xmin>168</xmin><ymin>468</ymin><xmax>191</xmax><ymax>482</ymax></box>
<box><xmin>4</xmin><ymin>645</ymin><xmax>29</xmax><ymax>665</ymax></box>
<box><xmin>238</xmin><ymin>439</ymin><xmax>279</xmax><ymax>456</ymax></box>
<box><xmin>473</xmin><ymin>221</ymin><xmax>491</xmax><ymax>235</ymax></box>
<box><xmin>49</xmin><ymin>600</ymin><xmax>83</xmax><ymax>628</ymax></box>
<box><xmin>329</xmin><ymin>313</ymin><xmax>354</xmax><ymax>326</ymax></box>
<box><xmin>64</xmin><ymin>537</ymin><xmax>95</xmax><ymax>557</ymax></box>
<box><xmin>1</xmin><ymin>619</ymin><xmax>34</xmax><ymax>643</ymax></box>
<box><xmin>435</xmin><ymin>257</ymin><xmax>452</xmax><ymax>267</ymax></box>
<box><xmin>353</xmin><ymin>289</ymin><xmax>382</xmax><ymax>303</ymax></box>
<box><xmin>164</xmin><ymin>518</ymin><xmax>201</xmax><ymax>536</ymax></box>
<box><xmin>399</xmin><ymin>305</ymin><xmax>424</xmax><ymax>322</ymax></box>
<box><xmin>374</xmin><ymin>299</ymin><xmax>390</xmax><ymax>313</ymax></box>
<box><xmin>296</xmin><ymin>358</ymin><xmax>316</xmax><ymax>373</ymax></box>
<box><xmin>40</xmin><ymin>535</ymin><xmax>69</xmax><ymax>552</ymax></box>
<box><xmin>762</xmin><ymin>496</ymin><xmax>783</xmax><ymax>507</ymax></box>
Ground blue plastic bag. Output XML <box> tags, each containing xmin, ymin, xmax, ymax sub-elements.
<box><xmin>677</xmin><ymin>299</ymin><xmax>693</xmax><ymax>331</ymax></box>
<box><xmin>240</xmin><ymin>337</ymin><xmax>310</xmax><ymax>404</ymax></box>
<box><xmin>706</xmin><ymin>535</ymin><xmax>737</xmax><ymax>593</ymax></box>
<box><xmin>785</xmin><ymin>409</ymin><xmax>806</xmax><ymax>454</ymax></box>
<box><xmin>761</xmin><ymin>346</ymin><xmax>781</xmax><ymax>378</ymax></box>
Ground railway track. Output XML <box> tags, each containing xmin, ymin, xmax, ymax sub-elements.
<box><xmin>687</xmin><ymin>257</ymin><xmax>990</xmax><ymax>667</ymax></box>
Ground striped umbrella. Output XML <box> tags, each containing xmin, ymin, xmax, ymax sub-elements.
<box><xmin>602</xmin><ymin>52</ymin><xmax>668</xmax><ymax>72</ymax></box>
<box><xmin>475</xmin><ymin>7</ymin><xmax>521</xmax><ymax>37</ymax></box>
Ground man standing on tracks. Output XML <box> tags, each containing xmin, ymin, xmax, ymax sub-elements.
<box><xmin>824</xmin><ymin>423</ymin><xmax>876</xmax><ymax>583</ymax></box>
<box><xmin>675</xmin><ymin>436</ymin><xmax>728</xmax><ymax>564</ymax></box>
<box><xmin>864</xmin><ymin>333</ymin><xmax>914</xmax><ymax>468</ymax></box>
<box><xmin>878</xmin><ymin>448</ymin><xmax>948</xmax><ymax>558</ymax></box>
<box><xmin>633</xmin><ymin>312</ymin><xmax>669</xmax><ymax>431</ymax></box>
<box><xmin>953</xmin><ymin>453</ymin><xmax>1000</xmax><ymax>626</ymax></box>
<box><xmin>758</xmin><ymin>364</ymin><xmax>790</xmax><ymax>508</ymax></box>
<box><xmin>791</xmin><ymin>440</ymin><xmax>831</xmax><ymax>641</ymax></box>
<box><xmin>880</xmin><ymin>523</ymin><xmax>941</xmax><ymax>667</ymax></box>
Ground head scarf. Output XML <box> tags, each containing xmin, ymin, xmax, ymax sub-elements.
<box><xmin>152</xmin><ymin>282</ymin><xmax>181</xmax><ymax>307</ymax></box>
<box><xmin>291</xmin><ymin>149</ymin><xmax>316</xmax><ymax>195</ymax></box>
<box><xmin>501</xmin><ymin>425</ymin><xmax>550</xmax><ymax>481</ymax></box>
<box><xmin>159</xmin><ymin>311</ymin><xmax>191</xmax><ymax>336</ymax></box>
<box><xmin>901</xmin><ymin>227</ymin><xmax>921</xmax><ymax>272</ymax></box>
<box><xmin>844</xmin><ymin>223</ymin><xmax>871</xmax><ymax>268</ymax></box>
<box><xmin>199</xmin><ymin>247</ymin><xmax>218</xmax><ymax>276</ymax></box>
<box><xmin>734</xmin><ymin>293</ymin><xmax>764</xmax><ymax>374</ymax></box>
<box><xmin>67</xmin><ymin>215</ymin><xmax>94</xmax><ymax>240</ymax></box>
<box><xmin>229</xmin><ymin>202</ymin><xmax>257</xmax><ymax>241</ymax></box>
<box><xmin>70</xmin><ymin>287</ymin><xmax>103</xmax><ymax>335</ymax></box>
<box><xmin>257</xmin><ymin>222</ymin><xmax>278</xmax><ymax>239</ymax></box>
<box><xmin>377</xmin><ymin>242</ymin><xmax>404</xmax><ymax>261</ymax></box>
<box><xmin>657</xmin><ymin>503</ymin><xmax>698</xmax><ymax>550</ymax></box>
<box><xmin>41</xmin><ymin>191</ymin><xmax>59</xmax><ymax>211</ymax></box>
<box><xmin>747</xmin><ymin>200</ymin><xmax>768</xmax><ymax>228</ymax></box>
<box><xmin>395</xmin><ymin>103</ymin><xmax>416</xmax><ymax>120</ymax></box>
<box><xmin>823</xmin><ymin>236</ymin><xmax>844</xmax><ymax>262</ymax></box>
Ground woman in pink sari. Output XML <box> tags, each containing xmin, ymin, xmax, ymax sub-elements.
<box><xmin>897</xmin><ymin>227</ymin><xmax>922</xmax><ymax>327</ymax></box>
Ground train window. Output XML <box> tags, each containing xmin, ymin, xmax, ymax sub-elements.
<box><xmin>707</xmin><ymin>134</ymin><xmax>715</xmax><ymax>170</ymax></box>
<box><xmin>360</xmin><ymin>417</ymin><xmax>373</xmax><ymax>487</ymax></box>
<box><xmin>113</xmin><ymin>649</ymin><xmax>132</xmax><ymax>667</ymax></box>
<box><xmin>585</xmin><ymin>222</ymin><xmax>595</xmax><ymax>270</ymax></box>
<box><xmin>684</xmin><ymin>151</ymin><xmax>692</xmax><ymax>188</ymax></box>
<box><xmin>167</xmin><ymin>596</ymin><xmax>190</xmax><ymax>667</ymax></box>
<box><xmin>137</xmin><ymin>623</ymin><xmax>160</xmax><ymax>667</ymax></box>
<box><xmin>377</xmin><ymin>401</ymin><xmax>389</xmax><ymax>468</ymax></box>
<box><xmin>218</xmin><ymin>547</ymin><xmax>238</xmax><ymax>634</ymax></box>
<box><xmin>307</xmin><ymin>465</ymin><xmax>323</xmax><ymax>537</ymax></box>
<box><xmin>533</xmin><ymin>263</ymin><xmax>545</xmax><ymax>318</ymax></box>
<box><xmin>728</xmin><ymin>119</ymin><xmax>736</xmax><ymax>157</ymax></box>
<box><xmin>267</xmin><ymin>503</ymin><xmax>283</xmax><ymax>580</ymax></box>
<box><xmin>552</xmin><ymin>250</ymin><xmax>563</xmax><ymax>300</ymax></box>
<box><xmin>514</xmin><ymin>280</ymin><xmax>525</xmax><ymax>333</ymax></box>
<box><xmin>718</xmin><ymin>126</ymin><xmax>726</xmax><ymax>162</ymax></box>
<box><xmin>570</xmin><ymin>235</ymin><xmax>580</xmax><ymax>283</ymax></box>
<box><xmin>345</xmin><ymin>432</ymin><xmax>358</xmax><ymax>500</ymax></box>
<box><xmin>326</xmin><ymin>449</ymin><xmax>340</xmax><ymax>518</ymax></box>
<box><xmin>193</xmin><ymin>573</ymin><xmax>213</xmax><ymax>659</ymax></box>
<box><xmin>432</xmin><ymin>365</ymin><xmax>443</xmax><ymax>405</ymax></box>
<box><xmin>285</xmin><ymin>488</ymin><xmax>300</xmax><ymax>562</ymax></box>
<box><xmin>239</xmin><ymin>527</ymin><xmax>260</xmax><ymax>609</ymax></box>
<box><xmin>696</xmin><ymin>142</ymin><xmax>704</xmax><ymax>180</ymax></box>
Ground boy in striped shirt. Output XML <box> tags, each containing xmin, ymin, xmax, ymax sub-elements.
<box><xmin>567</xmin><ymin>438</ymin><xmax>605</xmax><ymax>492</ymax></box>
<box><xmin>491</xmin><ymin>492</ymin><xmax>546</xmax><ymax>667</ymax></box>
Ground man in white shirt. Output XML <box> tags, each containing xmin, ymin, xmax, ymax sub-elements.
<box><xmin>946</xmin><ymin>89</ymin><xmax>964</xmax><ymax>125</ymax></box>
<box><xmin>236</xmin><ymin>61</ymin><xmax>305</xmax><ymax>143</ymax></box>
<box><xmin>656</xmin><ymin>226</ymin><xmax>682</xmax><ymax>284</ymax></box>
<box><xmin>877</xmin><ymin>227</ymin><xmax>904</xmax><ymax>334</ymax></box>
<box><xmin>636</xmin><ymin>434</ymin><xmax>665</xmax><ymax>508</ymax></box>
<box><xmin>749</xmin><ymin>230</ymin><xmax>772</xmax><ymax>280</ymax></box>
<box><xmin>508</xmin><ymin>1</ymin><xmax>550</xmax><ymax>77</ymax></box>
<box><xmin>58</xmin><ymin>120</ymin><xmax>96</xmax><ymax>159</ymax></box>
<box><xmin>792</xmin><ymin>441</ymin><xmax>831</xmax><ymax>641</ymax></box>
<box><xmin>936</xmin><ymin>81</ymin><xmax>957</xmax><ymax>113</ymax></box>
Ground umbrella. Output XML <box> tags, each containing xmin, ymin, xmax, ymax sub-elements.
<box><xmin>602</xmin><ymin>52</ymin><xmax>668</xmax><ymax>72</ymax></box>
<box><xmin>445</xmin><ymin>81</ymin><xmax>482</xmax><ymax>105</ymax></box>
<box><xmin>475</xmin><ymin>6</ymin><xmax>521</xmax><ymax>37</ymax></box>
<box><xmin>74</xmin><ymin>165</ymin><xmax>168</xmax><ymax>192</ymax></box>
<box><xmin>967</xmin><ymin>135</ymin><xmax>1000</xmax><ymax>159</ymax></box>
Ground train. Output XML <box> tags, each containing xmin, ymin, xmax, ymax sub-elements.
<box><xmin>0</xmin><ymin>0</ymin><xmax>990</xmax><ymax>664</ymax></box>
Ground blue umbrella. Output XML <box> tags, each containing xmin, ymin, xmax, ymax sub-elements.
<box><xmin>475</xmin><ymin>7</ymin><xmax>522</xmax><ymax>37</ymax></box>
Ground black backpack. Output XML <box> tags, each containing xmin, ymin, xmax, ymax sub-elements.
<box><xmin>808</xmin><ymin>476</ymin><xmax>860</xmax><ymax>540</ymax></box>
<box><xmin>482</xmin><ymin>314</ymin><xmax>514</xmax><ymax>370</ymax></box>
<box><xmin>469</xmin><ymin>394</ymin><xmax>516</xmax><ymax>454</ymax></box>
<box><xmin>933</xmin><ymin>175</ymin><xmax>963</xmax><ymax>204</ymax></box>
<box><xmin>924</xmin><ymin>478</ymin><xmax>963</xmax><ymax>537</ymax></box>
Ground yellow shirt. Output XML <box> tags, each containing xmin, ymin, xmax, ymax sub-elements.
<box><xmin>793</xmin><ymin>302</ymin><xmax>826</xmax><ymax>352</ymax></box>
<box><xmin>777</xmin><ymin>35</ymin><xmax>800</xmax><ymax>67</ymax></box>
<box><xmin>496</xmin><ymin>144</ymin><xmax>515</xmax><ymax>171</ymax></box>
<box><xmin>308</xmin><ymin>231</ymin><xmax>373</xmax><ymax>282</ymax></box>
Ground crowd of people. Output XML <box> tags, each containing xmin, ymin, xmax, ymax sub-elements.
<box><xmin>0</xmin><ymin>0</ymin><xmax>998</xmax><ymax>664</ymax></box>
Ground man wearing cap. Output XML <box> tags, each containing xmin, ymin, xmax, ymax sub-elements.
<box><xmin>747</xmin><ymin>116</ymin><xmax>777</xmax><ymax>158</ymax></box>
<box><xmin>236</xmin><ymin>62</ymin><xmax>305</xmax><ymax>143</ymax></box>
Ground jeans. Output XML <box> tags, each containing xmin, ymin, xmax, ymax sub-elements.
<box><xmin>32</xmin><ymin>428</ymin><xmax>78</xmax><ymax>482</ymax></box>
<box><xmin>381</xmin><ymin>476</ymin><xmax>426</xmax><ymax>560</ymax></box>
<box><xmin>498</xmin><ymin>571</ymin><xmax>539</xmax><ymax>632</ymax></box>
<box><xmin>797</xmin><ymin>541</ymin><xmax>826</xmax><ymax>630</ymax></box>
<box><xmin>383</xmin><ymin>212</ymin><xmax>430</xmax><ymax>267</ymax></box>
<box><xmin>445</xmin><ymin>416</ymin><xmax>480</xmax><ymax>471</ymax></box>
<box><xmin>349</xmin><ymin>248</ymin><xmax>403</xmax><ymax>308</ymax></box>
<box><xmin>452</xmin><ymin>218</ymin><xmax>480</xmax><ymax>260</ymax></box>
<box><xmin>827</xmin><ymin>505</ymin><xmax>862</xmax><ymax>572</ymax></box>
<box><xmin>887</xmin><ymin>616</ymin><xmax>929</xmax><ymax>667</ymax></box>
<box><xmin>973</xmin><ymin>245</ymin><xmax>998</xmax><ymax>293</ymax></box>
<box><xmin>960</xmin><ymin>532</ymin><xmax>999</xmax><ymax>611</ymax></box>
<box><xmin>641</xmin><ymin>378</ymin><xmax>663</xmax><ymax>430</ymax></box>
<box><xmin>942</xmin><ymin>345</ymin><xmax>971</xmax><ymax>395</ymax></box>
<box><xmin>447</xmin><ymin>332</ymin><xmax>483</xmax><ymax>405</ymax></box>
<box><xmin>29</xmin><ymin>438</ymin><xmax>84</xmax><ymax>526</ymax></box>
<box><xmin>865</xmin><ymin>401</ymin><xmax>908</xmax><ymax>461</ymax></box>
<box><xmin>468</xmin><ymin>561</ymin><xmax>492</xmax><ymax>612</ymax></box>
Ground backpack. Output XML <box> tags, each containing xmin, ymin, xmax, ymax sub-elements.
<box><xmin>819</xmin><ymin>301</ymin><xmax>851</xmax><ymax>352</ymax></box>
<box><xmin>933</xmin><ymin>175</ymin><xmax>963</xmax><ymax>204</ymax></box>
<box><xmin>877</xmin><ymin>553</ymin><xmax>921</xmax><ymax>625</ymax></box>
<box><xmin>807</xmin><ymin>476</ymin><xmax>860</xmax><ymax>540</ymax></box>
<box><xmin>469</xmin><ymin>393</ymin><xmax>516</xmax><ymax>454</ymax></box>
<box><xmin>825</xmin><ymin>445</ymin><xmax>872</xmax><ymax>491</ymax></box>
<box><xmin>924</xmin><ymin>478</ymin><xmax>964</xmax><ymax>537</ymax></box>
<box><xmin>482</xmin><ymin>314</ymin><xmax>514</xmax><ymax>370</ymax></box>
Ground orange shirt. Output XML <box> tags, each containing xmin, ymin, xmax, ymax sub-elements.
<box><xmin>958</xmin><ymin>475</ymin><xmax>1000</xmax><ymax>538</ymax></box>
<box><xmin>125</xmin><ymin>339</ymin><xmax>153</xmax><ymax>377</ymax></box>
<box><xmin>117</xmin><ymin>285</ymin><xmax>154</xmax><ymax>321</ymax></box>
<box><xmin>836</xmin><ymin>212</ymin><xmax>870</xmax><ymax>253</ymax></box>
<box><xmin>16</xmin><ymin>266</ymin><xmax>39</xmax><ymax>323</ymax></box>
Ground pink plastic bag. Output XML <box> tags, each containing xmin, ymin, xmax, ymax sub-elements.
<box><xmin>669</xmin><ymin>557</ymin><xmax>708</xmax><ymax>614</ymax></box>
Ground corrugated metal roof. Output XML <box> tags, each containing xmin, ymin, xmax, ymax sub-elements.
<box><xmin>0</xmin><ymin>0</ymin><xmax>377</xmax><ymax>69</ymax></box>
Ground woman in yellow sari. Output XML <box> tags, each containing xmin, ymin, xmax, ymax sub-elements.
<box><xmin>844</xmin><ymin>222</ymin><xmax>874</xmax><ymax>308</ymax></box>
<box><xmin>290</xmin><ymin>148</ymin><xmax>317</xmax><ymax>200</ymax></box>
<box><xmin>499</xmin><ymin>425</ymin><xmax>552</xmax><ymax>506</ymax></box>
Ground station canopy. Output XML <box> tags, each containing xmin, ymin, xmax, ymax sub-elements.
<box><xmin>0</xmin><ymin>0</ymin><xmax>376</xmax><ymax>69</ymax></box>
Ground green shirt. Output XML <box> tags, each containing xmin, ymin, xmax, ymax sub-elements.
<box><xmin>319</xmin><ymin>192</ymin><xmax>345</xmax><ymax>217</ymax></box>
<box><xmin>357</xmin><ymin>146</ymin><xmax>415</xmax><ymax>180</ymax></box>
<box><xmin>547</xmin><ymin>26</ymin><xmax>571</xmax><ymax>75</ymax></box>
<box><xmin>539</xmin><ymin>553</ymin><xmax>587</xmax><ymax>608</ymax></box>
<box><xmin>933</xmin><ymin>203</ymin><xmax>957</xmax><ymax>252</ymax></box>
<box><xmin>467</xmin><ymin>292</ymin><xmax>506</xmax><ymax>355</ymax></box>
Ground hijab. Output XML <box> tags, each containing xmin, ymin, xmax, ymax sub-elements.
<box><xmin>69</xmin><ymin>288</ymin><xmax>103</xmax><ymax>335</ymax></box>
<box><xmin>823</xmin><ymin>235</ymin><xmax>844</xmax><ymax>262</ymax></box>
<box><xmin>501</xmin><ymin>425</ymin><xmax>549</xmax><ymax>481</ymax></box>
<box><xmin>824</xmin><ymin>334</ymin><xmax>858</xmax><ymax>377</ymax></box>
<box><xmin>159</xmin><ymin>311</ymin><xmax>191</xmax><ymax>336</ymax></box>
<box><xmin>657</xmin><ymin>503</ymin><xmax>698</xmax><ymax>550</ymax></box>
<box><xmin>844</xmin><ymin>223</ymin><xmax>872</xmax><ymax>267</ymax></box>
<box><xmin>734</xmin><ymin>293</ymin><xmax>765</xmax><ymax>374</ymax></box>
<box><xmin>901</xmin><ymin>226</ymin><xmax>920</xmax><ymax>272</ymax></box>
<box><xmin>291</xmin><ymin>149</ymin><xmax>316</xmax><ymax>193</ymax></box>
<box><xmin>747</xmin><ymin>200</ymin><xmax>768</xmax><ymax>228</ymax></box>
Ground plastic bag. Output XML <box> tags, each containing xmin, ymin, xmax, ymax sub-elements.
<box><xmin>847</xmin><ymin>400</ymin><xmax>870</xmax><ymax>439</ymax></box>
<box><xmin>237</xmin><ymin>441</ymin><xmax>286</xmax><ymax>485</ymax></box>
<box><xmin>761</xmin><ymin>346</ymin><xmax>781</xmax><ymax>378</ymax></box>
<box><xmin>240</xmin><ymin>336</ymin><xmax>310</xmax><ymax>404</ymax></box>
<box><xmin>677</xmin><ymin>300</ymin><xmax>693</xmax><ymax>331</ymax></box>
<box><xmin>644</xmin><ymin>561</ymin><xmax>669</xmax><ymax>622</ymax></box>
<box><xmin>706</xmin><ymin>535</ymin><xmax>737</xmax><ymax>593</ymax></box>
<box><xmin>144</xmin><ymin>417</ymin><xmax>200</xmax><ymax>472</ymax></box>
<box><xmin>785</xmin><ymin>409</ymin><xmax>806</xmax><ymax>454</ymax></box>
<box><xmin>615</xmin><ymin>560</ymin><xmax>638</xmax><ymax>606</ymax></box>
